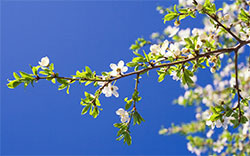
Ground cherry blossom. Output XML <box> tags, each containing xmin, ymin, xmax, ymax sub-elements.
<box><xmin>38</xmin><ymin>56</ymin><xmax>50</xmax><ymax>67</ymax></box>
<box><xmin>116</xmin><ymin>108</ymin><xmax>130</xmax><ymax>123</ymax></box>
<box><xmin>110</xmin><ymin>60</ymin><xmax>128</xmax><ymax>77</ymax></box>
<box><xmin>102</xmin><ymin>83</ymin><xmax>119</xmax><ymax>98</ymax></box>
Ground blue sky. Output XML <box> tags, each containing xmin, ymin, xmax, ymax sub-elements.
<box><xmin>1</xmin><ymin>0</ymin><xmax>244</xmax><ymax>155</ymax></box>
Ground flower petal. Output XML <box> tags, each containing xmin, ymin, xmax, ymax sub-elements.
<box><xmin>116</xmin><ymin>108</ymin><xmax>124</xmax><ymax>115</ymax></box>
<box><xmin>122</xmin><ymin>66</ymin><xmax>128</xmax><ymax>73</ymax></box>
<box><xmin>110</xmin><ymin>71</ymin><xmax>117</xmax><ymax>77</ymax></box>
<box><xmin>113</xmin><ymin>90</ymin><xmax>119</xmax><ymax>98</ymax></box>
<box><xmin>110</xmin><ymin>63</ymin><xmax>117</xmax><ymax>70</ymax></box>
<box><xmin>112</xmin><ymin>86</ymin><xmax>118</xmax><ymax>91</ymax></box>
<box><xmin>118</xmin><ymin>60</ymin><xmax>124</xmax><ymax>68</ymax></box>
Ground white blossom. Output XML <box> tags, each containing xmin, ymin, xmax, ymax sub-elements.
<box><xmin>170</xmin><ymin>71</ymin><xmax>180</xmax><ymax>81</ymax></box>
<box><xmin>206</xmin><ymin>129</ymin><xmax>214</xmax><ymax>138</ymax></box>
<box><xmin>224</xmin><ymin>14</ymin><xmax>230</xmax><ymax>21</ymax></box>
<box><xmin>150</xmin><ymin>44</ymin><xmax>161</xmax><ymax>55</ymax></box>
<box><xmin>102</xmin><ymin>83</ymin><xmax>119</xmax><ymax>97</ymax></box>
<box><xmin>151</xmin><ymin>32</ymin><xmax>160</xmax><ymax>39</ymax></box>
<box><xmin>178</xmin><ymin>28</ymin><xmax>190</xmax><ymax>39</ymax></box>
<box><xmin>38</xmin><ymin>56</ymin><xmax>50</xmax><ymax>67</ymax></box>
<box><xmin>164</xmin><ymin>26</ymin><xmax>179</xmax><ymax>37</ymax></box>
<box><xmin>110</xmin><ymin>60</ymin><xmax>128</xmax><ymax>77</ymax></box>
<box><xmin>116</xmin><ymin>108</ymin><xmax>130</xmax><ymax>123</ymax></box>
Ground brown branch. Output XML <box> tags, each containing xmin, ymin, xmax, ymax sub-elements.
<box><xmin>36</xmin><ymin>40</ymin><xmax>250</xmax><ymax>85</ymax></box>
<box><xmin>203</xmin><ymin>10</ymin><xmax>242</xmax><ymax>43</ymax></box>
<box><xmin>233</xmin><ymin>49</ymin><xmax>243</xmax><ymax>123</ymax></box>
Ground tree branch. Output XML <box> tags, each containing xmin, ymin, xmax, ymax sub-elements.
<box><xmin>36</xmin><ymin>40</ymin><xmax>250</xmax><ymax>85</ymax></box>
<box><xmin>233</xmin><ymin>49</ymin><xmax>243</xmax><ymax>123</ymax></box>
<box><xmin>203</xmin><ymin>10</ymin><xmax>242</xmax><ymax>43</ymax></box>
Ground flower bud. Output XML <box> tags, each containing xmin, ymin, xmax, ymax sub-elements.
<box><xmin>174</xmin><ymin>20</ymin><xmax>180</xmax><ymax>26</ymax></box>
<box><xmin>210</xmin><ymin>66</ymin><xmax>216</xmax><ymax>73</ymax></box>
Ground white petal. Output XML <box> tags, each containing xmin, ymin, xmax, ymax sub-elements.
<box><xmin>110</xmin><ymin>63</ymin><xmax>117</xmax><ymax>70</ymax></box>
<box><xmin>112</xmin><ymin>86</ymin><xmax>119</xmax><ymax>91</ymax></box>
<box><xmin>122</xmin><ymin>66</ymin><xmax>128</xmax><ymax>73</ymax></box>
<box><xmin>121</xmin><ymin>117</ymin><xmax>127</xmax><ymax>123</ymax></box>
<box><xmin>105</xmin><ymin>92</ymin><xmax>112</xmax><ymax>97</ymax></box>
<box><xmin>118</xmin><ymin>60</ymin><xmax>124</xmax><ymax>68</ymax></box>
<box><xmin>113</xmin><ymin>90</ymin><xmax>119</xmax><ymax>98</ymax></box>
<box><xmin>110</xmin><ymin>71</ymin><xmax>117</xmax><ymax>77</ymax></box>
<box><xmin>116</xmin><ymin>108</ymin><xmax>124</xmax><ymax>115</ymax></box>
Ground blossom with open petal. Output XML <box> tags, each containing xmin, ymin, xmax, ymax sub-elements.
<box><xmin>164</xmin><ymin>26</ymin><xmax>180</xmax><ymax>37</ymax></box>
<box><xmin>39</xmin><ymin>56</ymin><xmax>50</xmax><ymax>67</ymax></box>
<box><xmin>110</xmin><ymin>60</ymin><xmax>128</xmax><ymax>77</ymax></box>
<box><xmin>116</xmin><ymin>108</ymin><xmax>130</xmax><ymax>123</ymax></box>
<box><xmin>102</xmin><ymin>83</ymin><xmax>119</xmax><ymax>98</ymax></box>
<box><xmin>170</xmin><ymin>71</ymin><xmax>180</xmax><ymax>81</ymax></box>
<box><xmin>150</xmin><ymin>44</ymin><xmax>161</xmax><ymax>55</ymax></box>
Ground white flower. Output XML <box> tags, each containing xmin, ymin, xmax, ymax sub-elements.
<box><xmin>160</xmin><ymin>40</ymin><xmax>169</xmax><ymax>55</ymax></box>
<box><xmin>150</xmin><ymin>40</ymin><xmax>170</xmax><ymax>56</ymax></box>
<box><xmin>242</xmin><ymin>122</ymin><xmax>249</xmax><ymax>135</ymax></box>
<box><xmin>151</xmin><ymin>32</ymin><xmax>160</xmax><ymax>39</ymax></box>
<box><xmin>178</xmin><ymin>96</ymin><xmax>184</xmax><ymax>104</ymax></box>
<box><xmin>195</xmin><ymin>39</ymin><xmax>203</xmax><ymax>49</ymax></box>
<box><xmin>206</xmin><ymin>129</ymin><xmax>214</xmax><ymax>138</ymax></box>
<box><xmin>38</xmin><ymin>56</ymin><xmax>50</xmax><ymax>67</ymax></box>
<box><xmin>110</xmin><ymin>60</ymin><xmax>128</xmax><ymax>77</ymax></box>
<box><xmin>170</xmin><ymin>71</ymin><xmax>180</xmax><ymax>81</ymax></box>
<box><xmin>187</xmin><ymin>142</ymin><xmax>203</xmax><ymax>156</ymax></box>
<box><xmin>167</xmin><ymin>43</ymin><xmax>181</xmax><ymax>58</ymax></box>
<box><xmin>150</xmin><ymin>44</ymin><xmax>161</xmax><ymax>55</ymax></box>
<box><xmin>116</xmin><ymin>108</ymin><xmax>130</xmax><ymax>123</ymax></box>
<box><xmin>97</xmin><ymin>76</ymin><xmax>109</xmax><ymax>87</ymax></box>
<box><xmin>178</xmin><ymin>28</ymin><xmax>190</xmax><ymax>39</ymax></box>
<box><xmin>206</xmin><ymin>120</ymin><xmax>215</xmax><ymax>129</ymax></box>
<box><xmin>164</xmin><ymin>26</ymin><xmax>180</xmax><ymax>37</ymax></box>
<box><xmin>102</xmin><ymin>83</ymin><xmax>119</xmax><ymax>97</ymax></box>
<box><xmin>196</xmin><ymin>4</ymin><xmax>203</xmax><ymax>11</ymax></box>
<box><xmin>224</xmin><ymin>14</ymin><xmax>230</xmax><ymax>21</ymax></box>
<box><xmin>192</xmin><ymin>28</ymin><xmax>203</xmax><ymax>36</ymax></box>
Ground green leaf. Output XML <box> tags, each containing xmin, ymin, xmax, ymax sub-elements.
<box><xmin>19</xmin><ymin>71</ymin><xmax>33</xmax><ymax>79</ymax></box>
<box><xmin>143</xmin><ymin>50</ymin><xmax>150</xmax><ymax>62</ymax></box>
<box><xmin>164</xmin><ymin>13</ymin><xmax>178</xmax><ymax>23</ymax></box>
<box><xmin>39</xmin><ymin>71</ymin><xmax>49</xmax><ymax>75</ymax></box>
<box><xmin>85</xmin><ymin>66</ymin><xmax>92</xmax><ymax>74</ymax></box>
<box><xmin>92</xmin><ymin>106</ymin><xmax>99</xmax><ymax>118</ymax></box>
<box><xmin>81</xmin><ymin>104</ymin><xmax>91</xmax><ymax>115</ymax></box>
<box><xmin>51</xmin><ymin>78</ymin><xmax>56</xmax><ymax>84</ymax></box>
<box><xmin>58</xmin><ymin>84</ymin><xmax>67</xmax><ymax>90</ymax></box>
<box><xmin>7</xmin><ymin>80</ymin><xmax>22</xmax><ymax>89</ymax></box>
<box><xmin>126</xmin><ymin>62</ymin><xmax>137</xmax><ymax>67</ymax></box>
<box><xmin>158</xmin><ymin>73</ymin><xmax>166</xmax><ymax>82</ymax></box>
<box><xmin>125</xmin><ymin>98</ymin><xmax>133</xmax><ymax>110</ymax></box>
<box><xmin>85</xmin><ymin>81</ymin><xmax>92</xmax><ymax>86</ymax></box>
<box><xmin>57</xmin><ymin>78</ymin><xmax>68</xmax><ymax>84</ymax></box>
<box><xmin>132</xmin><ymin>57</ymin><xmax>145</xmax><ymax>63</ymax></box>
<box><xmin>13</xmin><ymin>72</ymin><xmax>20</xmax><ymax>79</ymax></box>
<box><xmin>66</xmin><ymin>85</ymin><xmax>70</xmax><ymax>94</ymax></box>
<box><xmin>49</xmin><ymin>63</ymin><xmax>54</xmax><ymax>71</ymax></box>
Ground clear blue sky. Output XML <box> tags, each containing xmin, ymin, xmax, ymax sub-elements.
<box><xmin>1</xmin><ymin>0</ymin><xmax>243</xmax><ymax>155</ymax></box>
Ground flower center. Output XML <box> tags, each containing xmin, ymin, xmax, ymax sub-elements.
<box><xmin>116</xmin><ymin>68</ymin><xmax>121</xmax><ymax>73</ymax></box>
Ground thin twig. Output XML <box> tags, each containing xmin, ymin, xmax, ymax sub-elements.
<box><xmin>37</xmin><ymin>40</ymin><xmax>250</xmax><ymax>84</ymax></box>
<box><xmin>233</xmin><ymin>49</ymin><xmax>242</xmax><ymax>123</ymax></box>
<box><xmin>203</xmin><ymin>10</ymin><xmax>242</xmax><ymax>42</ymax></box>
